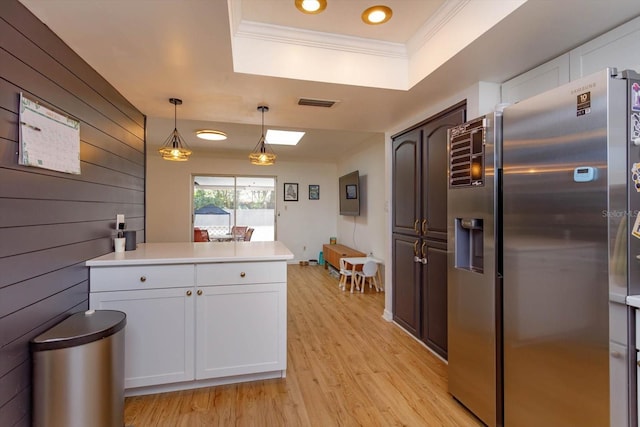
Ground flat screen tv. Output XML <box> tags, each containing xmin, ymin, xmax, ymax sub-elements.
<box><xmin>339</xmin><ymin>170</ymin><xmax>360</xmax><ymax>216</ymax></box>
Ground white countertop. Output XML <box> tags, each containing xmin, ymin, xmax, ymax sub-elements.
<box><xmin>86</xmin><ymin>241</ymin><xmax>294</xmax><ymax>266</ymax></box>
<box><xmin>627</xmin><ymin>295</ymin><xmax>640</xmax><ymax>308</ymax></box>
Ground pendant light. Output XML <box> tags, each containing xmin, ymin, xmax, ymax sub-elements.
<box><xmin>158</xmin><ymin>98</ymin><xmax>192</xmax><ymax>161</ymax></box>
<box><xmin>249</xmin><ymin>105</ymin><xmax>277</xmax><ymax>166</ymax></box>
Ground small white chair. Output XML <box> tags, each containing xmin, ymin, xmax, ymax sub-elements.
<box><xmin>354</xmin><ymin>260</ymin><xmax>380</xmax><ymax>293</ymax></box>
<box><xmin>338</xmin><ymin>258</ymin><xmax>354</xmax><ymax>291</ymax></box>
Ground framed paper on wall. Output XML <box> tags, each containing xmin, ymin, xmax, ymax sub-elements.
<box><xmin>284</xmin><ymin>183</ymin><xmax>298</xmax><ymax>201</ymax></box>
<box><xmin>309</xmin><ymin>185</ymin><xmax>319</xmax><ymax>200</ymax></box>
<box><xmin>346</xmin><ymin>184</ymin><xmax>357</xmax><ymax>199</ymax></box>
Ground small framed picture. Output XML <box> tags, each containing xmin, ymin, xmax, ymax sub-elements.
<box><xmin>284</xmin><ymin>183</ymin><xmax>298</xmax><ymax>201</ymax></box>
<box><xmin>346</xmin><ymin>184</ymin><xmax>358</xmax><ymax>199</ymax></box>
<box><xmin>309</xmin><ymin>184</ymin><xmax>320</xmax><ymax>200</ymax></box>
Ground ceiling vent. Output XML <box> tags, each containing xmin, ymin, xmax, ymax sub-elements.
<box><xmin>297</xmin><ymin>98</ymin><xmax>338</xmax><ymax>108</ymax></box>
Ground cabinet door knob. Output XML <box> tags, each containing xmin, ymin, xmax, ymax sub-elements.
<box><xmin>186</xmin><ymin>290</ymin><xmax>192</xmax><ymax>296</ymax></box>
<box><xmin>197</xmin><ymin>289</ymin><xmax>203</xmax><ymax>296</ymax></box>
<box><xmin>140</xmin><ymin>276</ymin><xmax>146</xmax><ymax>282</ymax></box>
<box><xmin>240</xmin><ymin>272</ymin><xmax>246</xmax><ymax>278</ymax></box>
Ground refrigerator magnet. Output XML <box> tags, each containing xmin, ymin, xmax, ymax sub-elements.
<box><xmin>632</xmin><ymin>82</ymin><xmax>640</xmax><ymax>111</ymax></box>
<box><xmin>632</xmin><ymin>162</ymin><xmax>640</xmax><ymax>192</ymax></box>
<box><xmin>632</xmin><ymin>112</ymin><xmax>640</xmax><ymax>142</ymax></box>
<box><xmin>633</xmin><ymin>213</ymin><xmax>640</xmax><ymax>239</ymax></box>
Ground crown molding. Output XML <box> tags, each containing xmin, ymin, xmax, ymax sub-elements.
<box><xmin>230</xmin><ymin>0</ymin><xmax>470</xmax><ymax>62</ymax></box>
<box><xmin>406</xmin><ymin>0</ymin><xmax>470</xmax><ymax>56</ymax></box>
<box><xmin>235</xmin><ymin>20</ymin><xmax>407</xmax><ymax>59</ymax></box>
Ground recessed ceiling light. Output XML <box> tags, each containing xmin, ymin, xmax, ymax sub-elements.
<box><xmin>362</xmin><ymin>5</ymin><xmax>392</xmax><ymax>25</ymax></box>
<box><xmin>266</xmin><ymin>129</ymin><xmax>305</xmax><ymax>146</ymax></box>
<box><xmin>196</xmin><ymin>130</ymin><xmax>227</xmax><ymax>141</ymax></box>
<box><xmin>295</xmin><ymin>0</ymin><xmax>327</xmax><ymax>14</ymax></box>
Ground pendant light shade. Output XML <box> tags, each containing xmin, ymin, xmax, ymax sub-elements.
<box><xmin>158</xmin><ymin>98</ymin><xmax>192</xmax><ymax>161</ymax></box>
<box><xmin>249</xmin><ymin>105</ymin><xmax>277</xmax><ymax>166</ymax></box>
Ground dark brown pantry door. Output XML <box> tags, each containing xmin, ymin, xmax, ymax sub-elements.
<box><xmin>392</xmin><ymin>233</ymin><xmax>420</xmax><ymax>336</ymax></box>
<box><xmin>422</xmin><ymin>242</ymin><xmax>448</xmax><ymax>358</ymax></box>
<box><xmin>392</xmin><ymin>128</ymin><xmax>421</xmax><ymax>236</ymax></box>
<box><xmin>391</xmin><ymin>101</ymin><xmax>466</xmax><ymax>360</ymax></box>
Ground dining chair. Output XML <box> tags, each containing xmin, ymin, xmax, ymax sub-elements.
<box><xmin>231</xmin><ymin>226</ymin><xmax>248</xmax><ymax>240</ymax></box>
<box><xmin>194</xmin><ymin>228</ymin><xmax>210</xmax><ymax>242</ymax></box>
<box><xmin>244</xmin><ymin>228</ymin><xmax>254</xmax><ymax>241</ymax></box>
<box><xmin>354</xmin><ymin>260</ymin><xmax>380</xmax><ymax>293</ymax></box>
<box><xmin>338</xmin><ymin>258</ymin><xmax>355</xmax><ymax>291</ymax></box>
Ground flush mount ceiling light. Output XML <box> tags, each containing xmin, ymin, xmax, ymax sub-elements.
<box><xmin>196</xmin><ymin>129</ymin><xmax>227</xmax><ymax>141</ymax></box>
<box><xmin>158</xmin><ymin>98</ymin><xmax>192</xmax><ymax>161</ymax></box>
<box><xmin>249</xmin><ymin>105</ymin><xmax>277</xmax><ymax>166</ymax></box>
<box><xmin>266</xmin><ymin>129</ymin><xmax>305</xmax><ymax>146</ymax></box>
<box><xmin>295</xmin><ymin>0</ymin><xmax>327</xmax><ymax>14</ymax></box>
<box><xmin>362</xmin><ymin>5</ymin><xmax>392</xmax><ymax>25</ymax></box>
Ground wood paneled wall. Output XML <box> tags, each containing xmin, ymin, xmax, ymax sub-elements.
<box><xmin>0</xmin><ymin>2</ymin><xmax>145</xmax><ymax>425</ymax></box>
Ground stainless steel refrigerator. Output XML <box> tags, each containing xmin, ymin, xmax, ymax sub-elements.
<box><xmin>448</xmin><ymin>68</ymin><xmax>640</xmax><ymax>426</ymax></box>
<box><xmin>502</xmin><ymin>67</ymin><xmax>638</xmax><ymax>427</ymax></box>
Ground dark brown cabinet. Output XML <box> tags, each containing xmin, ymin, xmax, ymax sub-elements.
<box><xmin>392</xmin><ymin>234</ymin><xmax>420</xmax><ymax>337</ymax></box>
<box><xmin>422</xmin><ymin>242</ymin><xmax>448</xmax><ymax>356</ymax></box>
<box><xmin>391</xmin><ymin>102</ymin><xmax>465</xmax><ymax>359</ymax></box>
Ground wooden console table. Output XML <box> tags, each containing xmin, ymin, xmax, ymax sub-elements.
<box><xmin>323</xmin><ymin>244</ymin><xmax>366</xmax><ymax>270</ymax></box>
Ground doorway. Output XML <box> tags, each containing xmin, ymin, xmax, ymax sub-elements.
<box><xmin>192</xmin><ymin>175</ymin><xmax>276</xmax><ymax>241</ymax></box>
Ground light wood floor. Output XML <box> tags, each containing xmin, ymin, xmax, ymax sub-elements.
<box><xmin>124</xmin><ymin>265</ymin><xmax>482</xmax><ymax>426</ymax></box>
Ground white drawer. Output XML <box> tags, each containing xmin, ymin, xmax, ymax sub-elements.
<box><xmin>196</xmin><ymin>261</ymin><xmax>286</xmax><ymax>286</ymax></box>
<box><xmin>90</xmin><ymin>264</ymin><xmax>194</xmax><ymax>292</ymax></box>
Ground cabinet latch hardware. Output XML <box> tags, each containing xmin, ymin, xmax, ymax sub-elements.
<box><xmin>240</xmin><ymin>272</ymin><xmax>246</xmax><ymax>278</ymax></box>
<box><xmin>186</xmin><ymin>290</ymin><xmax>192</xmax><ymax>296</ymax></box>
<box><xmin>140</xmin><ymin>276</ymin><xmax>146</xmax><ymax>282</ymax></box>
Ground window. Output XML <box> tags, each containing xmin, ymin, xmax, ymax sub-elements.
<box><xmin>193</xmin><ymin>175</ymin><xmax>276</xmax><ymax>241</ymax></box>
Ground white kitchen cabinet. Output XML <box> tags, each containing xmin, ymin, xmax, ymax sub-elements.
<box><xmin>569</xmin><ymin>15</ymin><xmax>640</xmax><ymax>81</ymax></box>
<box><xmin>90</xmin><ymin>287</ymin><xmax>195</xmax><ymax>389</ymax></box>
<box><xmin>502</xmin><ymin>15</ymin><xmax>640</xmax><ymax>106</ymax></box>
<box><xmin>629</xmin><ymin>297</ymin><xmax>640</xmax><ymax>427</ymax></box>
<box><xmin>500</xmin><ymin>54</ymin><xmax>570</xmax><ymax>104</ymax></box>
<box><xmin>87</xmin><ymin>243</ymin><xmax>293</xmax><ymax>396</ymax></box>
<box><xmin>194</xmin><ymin>261</ymin><xmax>287</xmax><ymax>379</ymax></box>
<box><xmin>637</xmin><ymin>310</ymin><xmax>640</xmax><ymax>427</ymax></box>
<box><xmin>195</xmin><ymin>282</ymin><xmax>286</xmax><ymax>379</ymax></box>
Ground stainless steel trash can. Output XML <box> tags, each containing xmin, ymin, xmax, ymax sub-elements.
<box><xmin>31</xmin><ymin>310</ymin><xmax>126</xmax><ymax>427</ymax></box>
